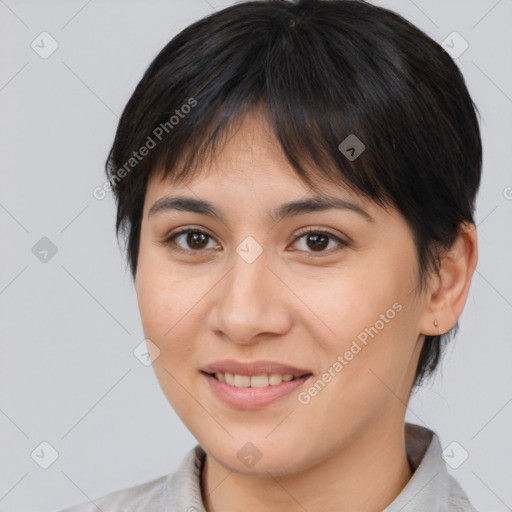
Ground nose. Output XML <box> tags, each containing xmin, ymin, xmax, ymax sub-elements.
<box><xmin>207</xmin><ymin>247</ymin><xmax>293</xmax><ymax>345</ymax></box>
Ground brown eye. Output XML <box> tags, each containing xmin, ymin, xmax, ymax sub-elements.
<box><xmin>304</xmin><ymin>233</ymin><xmax>329</xmax><ymax>251</ymax></box>
<box><xmin>291</xmin><ymin>230</ymin><xmax>349</xmax><ymax>256</ymax></box>
<box><xmin>183</xmin><ymin>231</ymin><xmax>209</xmax><ymax>250</ymax></box>
<box><xmin>165</xmin><ymin>229</ymin><xmax>218</xmax><ymax>253</ymax></box>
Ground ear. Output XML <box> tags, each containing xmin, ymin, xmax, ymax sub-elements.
<box><xmin>419</xmin><ymin>222</ymin><xmax>478</xmax><ymax>336</ymax></box>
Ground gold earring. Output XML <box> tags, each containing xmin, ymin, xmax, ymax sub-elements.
<box><xmin>434</xmin><ymin>319</ymin><xmax>438</xmax><ymax>327</ymax></box>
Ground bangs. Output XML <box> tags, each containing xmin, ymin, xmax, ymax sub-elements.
<box><xmin>150</xmin><ymin>99</ymin><xmax>387</xmax><ymax>207</ymax></box>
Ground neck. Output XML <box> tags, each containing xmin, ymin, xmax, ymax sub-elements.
<box><xmin>200</xmin><ymin>415</ymin><xmax>413</xmax><ymax>512</ymax></box>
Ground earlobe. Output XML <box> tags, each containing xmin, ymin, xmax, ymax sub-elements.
<box><xmin>420</xmin><ymin>222</ymin><xmax>478</xmax><ymax>336</ymax></box>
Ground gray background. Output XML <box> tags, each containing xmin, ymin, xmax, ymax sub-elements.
<box><xmin>0</xmin><ymin>0</ymin><xmax>511</xmax><ymax>511</ymax></box>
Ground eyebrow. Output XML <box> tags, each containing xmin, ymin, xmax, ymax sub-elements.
<box><xmin>148</xmin><ymin>195</ymin><xmax>373</xmax><ymax>223</ymax></box>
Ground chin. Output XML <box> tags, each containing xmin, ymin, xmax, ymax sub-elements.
<box><xmin>202</xmin><ymin>438</ymin><xmax>314</xmax><ymax>477</ymax></box>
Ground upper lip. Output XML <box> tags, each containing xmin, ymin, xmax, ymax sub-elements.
<box><xmin>201</xmin><ymin>359</ymin><xmax>313</xmax><ymax>377</ymax></box>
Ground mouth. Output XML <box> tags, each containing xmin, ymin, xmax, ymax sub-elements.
<box><xmin>201</xmin><ymin>369</ymin><xmax>313</xmax><ymax>409</ymax></box>
<box><xmin>201</xmin><ymin>370</ymin><xmax>313</xmax><ymax>388</ymax></box>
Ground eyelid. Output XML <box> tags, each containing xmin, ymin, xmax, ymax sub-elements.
<box><xmin>164</xmin><ymin>225</ymin><xmax>214</xmax><ymax>240</ymax></box>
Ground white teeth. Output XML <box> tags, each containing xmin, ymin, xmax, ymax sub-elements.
<box><xmin>268</xmin><ymin>374</ymin><xmax>283</xmax><ymax>385</ymax></box>
<box><xmin>250</xmin><ymin>375</ymin><xmax>269</xmax><ymax>388</ymax></box>
<box><xmin>213</xmin><ymin>372</ymin><xmax>298</xmax><ymax>387</ymax></box>
<box><xmin>234</xmin><ymin>374</ymin><xmax>251</xmax><ymax>387</ymax></box>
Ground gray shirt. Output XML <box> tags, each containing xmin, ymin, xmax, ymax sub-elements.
<box><xmin>59</xmin><ymin>423</ymin><xmax>479</xmax><ymax>512</ymax></box>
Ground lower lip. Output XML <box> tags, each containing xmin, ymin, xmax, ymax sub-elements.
<box><xmin>203</xmin><ymin>372</ymin><xmax>312</xmax><ymax>409</ymax></box>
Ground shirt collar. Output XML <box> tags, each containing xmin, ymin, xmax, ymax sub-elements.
<box><xmin>164</xmin><ymin>422</ymin><xmax>469</xmax><ymax>512</ymax></box>
<box><xmin>383</xmin><ymin>423</ymin><xmax>447</xmax><ymax>511</ymax></box>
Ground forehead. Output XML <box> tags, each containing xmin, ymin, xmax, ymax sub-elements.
<box><xmin>145</xmin><ymin>106</ymin><xmax>359</xmax><ymax>203</ymax></box>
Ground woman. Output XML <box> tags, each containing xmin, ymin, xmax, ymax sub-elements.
<box><xmin>60</xmin><ymin>0</ymin><xmax>481</xmax><ymax>510</ymax></box>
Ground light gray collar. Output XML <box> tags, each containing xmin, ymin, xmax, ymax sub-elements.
<box><xmin>164</xmin><ymin>422</ymin><xmax>477</xmax><ymax>512</ymax></box>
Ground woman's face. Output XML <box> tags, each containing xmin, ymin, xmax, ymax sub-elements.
<box><xmin>136</xmin><ymin>110</ymin><xmax>429</xmax><ymax>475</ymax></box>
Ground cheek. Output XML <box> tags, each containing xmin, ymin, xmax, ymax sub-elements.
<box><xmin>314</xmin><ymin>268</ymin><xmax>398</xmax><ymax>343</ymax></box>
<box><xmin>313</xmin><ymin>254</ymin><xmax>420</xmax><ymax>382</ymax></box>
<box><xmin>297</xmin><ymin>286</ymin><xmax>419</xmax><ymax>443</ymax></box>
<box><xmin>137</xmin><ymin>267</ymin><xmax>170</xmax><ymax>335</ymax></box>
<box><xmin>136</xmin><ymin>265</ymin><xmax>202</xmax><ymax>421</ymax></box>
<box><xmin>136</xmin><ymin>257</ymin><xmax>198</xmax><ymax>364</ymax></box>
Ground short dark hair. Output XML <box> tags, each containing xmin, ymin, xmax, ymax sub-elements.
<box><xmin>105</xmin><ymin>0</ymin><xmax>482</xmax><ymax>388</ymax></box>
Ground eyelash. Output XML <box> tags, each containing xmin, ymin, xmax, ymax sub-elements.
<box><xmin>162</xmin><ymin>227</ymin><xmax>350</xmax><ymax>258</ymax></box>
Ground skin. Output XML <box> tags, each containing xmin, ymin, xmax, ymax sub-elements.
<box><xmin>135</xmin><ymin>107</ymin><xmax>478</xmax><ymax>512</ymax></box>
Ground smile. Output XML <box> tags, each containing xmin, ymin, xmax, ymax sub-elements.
<box><xmin>202</xmin><ymin>371</ymin><xmax>313</xmax><ymax>409</ymax></box>
<box><xmin>211</xmin><ymin>371</ymin><xmax>303</xmax><ymax>387</ymax></box>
